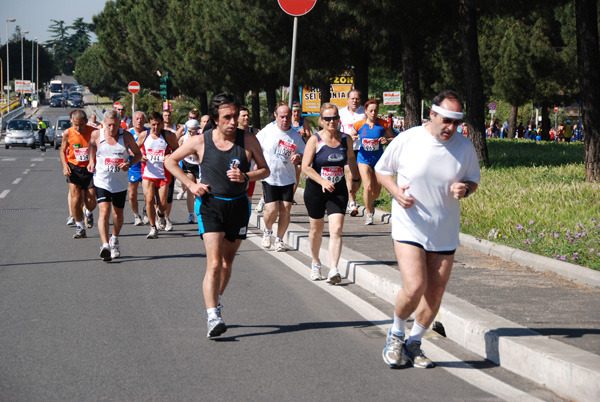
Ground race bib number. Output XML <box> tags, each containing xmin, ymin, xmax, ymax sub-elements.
<box><xmin>147</xmin><ymin>148</ymin><xmax>165</xmax><ymax>162</ymax></box>
<box><xmin>275</xmin><ymin>140</ymin><xmax>296</xmax><ymax>160</ymax></box>
<box><xmin>362</xmin><ymin>138</ymin><xmax>380</xmax><ymax>152</ymax></box>
<box><xmin>105</xmin><ymin>158</ymin><xmax>124</xmax><ymax>173</ymax></box>
<box><xmin>74</xmin><ymin>147</ymin><xmax>89</xmax><ymax>162</ymax></box>
<box><xmin>320</xmin><ymin>166</ymin><xmax>344</xmax><ymax>184</ymax></box>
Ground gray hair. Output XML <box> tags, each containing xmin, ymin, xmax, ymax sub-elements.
<box><xmin>133</xmin><ymin>110</ymin><xmax>146</xmax><ymax>120</ymax></box>
<box><xmin>104</xmin><ymin>109</ymin><xmax>119</xmax><ymax>121</ymax></box>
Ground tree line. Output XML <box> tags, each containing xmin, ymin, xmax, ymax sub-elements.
<box><xmin>73</xmin><ymin>0</ymin><xmax>600</xmax><ymax>182</ymax></box>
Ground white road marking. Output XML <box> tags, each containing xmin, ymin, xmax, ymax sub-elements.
<box><xmin>0</xmin><ymin>190</ymin><xmax>10</xmax><ymax>198</ymax></box>
<box><xmin>31</xmin><ymin>163</ymin><xmax>37</xmax><ymax>167</ymax></box>
<box><xmin>12</xmin><ymin>178</ymin><xmax>22</xmax><ymax>184</ymax></box>
<box><xmin>247</xmin><ymin>233</ymin><xmax>544</xmax><ymax>402</ymax></box>
<box><xmin>31</xmin><ymin>159</ymin><xmax>44</xmax><ymax>162</ymax></box>
<box><xmin>23</xmin><ymin>169</ymin><xmax>30</xmax><ymax>175</ymax></box>
<box><xmin>1</xmin><ymin>158</ymin><xmax>16</xmax><ymax>162</ymax></box>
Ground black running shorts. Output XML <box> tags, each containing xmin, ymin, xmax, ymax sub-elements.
<box><xmin>195</xmin><ymin>193</ymin><xmax>250</xmax><ymax>242</ymax></box>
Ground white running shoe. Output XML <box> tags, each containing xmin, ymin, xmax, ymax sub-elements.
<box><xmin>326</xmin><ymin>268</ymin><xmax>342</xmax><ymax>285</ymax></box>
<box><xmin>165</xmin><ymin>217</ymin><xmax>173</xmax><ymax>232</ymax></box>
<box><xmin>109</xmin><ymin>237</ymin><xmax>120</xmax><ymax>259</ymax></box>
<box><xmin>146</xmin><ymin>227</ymin><xmax>159</xmax><ymax>239</ymax></box>
<box><xmin>365</xmin><ymin>213</ymin><xmax>374</xmax><ymax>225</ymax></box>
<box><xmin>142</xmin><ymin>207</ymin><xmax>149</xmax><ymax>225</ymax></box>
<box><xmin>255</xmin><ymin>198</ymin><xmax>265</xmax><ymax>213</ymax></box>
<box><xmin>133</xmin><ymin>215</ymin><xmax>143</xmax><ymax>226</ymax></box>
<box><xmin>66</xmin><ymin>215</ymin><xmax>75</xmax><ymax>226</ymax></box>
<box><xmin>347</xmin><ymin>202</ymin><xmax>359</xmax><ymax>217</ymax></box>
<box><xmin>310</xmin><ymin>262</ymin><xmax>323</xmax><ymax>280</ymax></box>
<box><xmin>262</xmin><ymin>229</ymin><xmax>272</xmax><ymax>249</ymax></box>
<box><xmin>156</xmin><ymin>215</ymin><xmax>166</xmax><ymax>230</ymax></box>
<box><xmin>274</xmin><ymin>238</ymin><xmax>285</xmax><ymax>252</ymax></box>
<box><xmin>176</xmin><ymin>189</ymin><xmax>184</xmax><ymax>200</ymax></box>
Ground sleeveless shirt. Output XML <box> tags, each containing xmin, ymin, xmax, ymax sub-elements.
<box><xmin>201</xmin><ymin>128</ymin><xmax>249</xmax><ymax>198</ymax></box>
<box><xmin>93</xmin><ymin>129</ymin><xmax>129</xmax><ymax>193</ymax></box>
<box><xmin>309</xmin><ymin>132</ymin><xmax>348</xmax><ymax>185</ymax></box>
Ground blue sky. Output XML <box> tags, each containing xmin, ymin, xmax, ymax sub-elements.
<box><xmin>1</xmin><ymin>0</ymin><xmax>109</xmax><ymax>44</ymax></box>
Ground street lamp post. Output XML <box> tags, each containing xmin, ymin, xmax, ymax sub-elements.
<box><xmin>21</xmin><ymin>29</ymin><xmax>29</xmax><ymax>80</ymax></box>
<box><xmin>36</xmin><ymin>40</ymin><xmax>39</xmax><ymax>100</ymax></box>
<box><xmin>32</xmin><ymin>38</ymin><xmax>35</xmax><ymax>90</ymax></box>
<box><xmin>6</xmin><ymin>18</ymin><xmax>16</xmax><ymax>112</ymax></box>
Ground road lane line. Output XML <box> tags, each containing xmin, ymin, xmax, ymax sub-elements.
<box><xmin>23</xmin><ymin>169</ymin><xmax>30</xmax><ymax>175</ymax></box>
<box><xmin>0</xmin><ymin>190</ymin><xmax>10</xmax><ymax>198</ymax></box>
<box><xmin>31</xmin><ymin>163</ymin><xmax>36</xmax><ymax>167</ymax></box>
<box><xmin>247</xmin><ymin>233</ymin><xmax>544</xmax><ymax>402</ymax></box>
<box><xmin>13</xmin><ymin>178</ymin><xmax>22</xmax><ymax>184</ymax></box>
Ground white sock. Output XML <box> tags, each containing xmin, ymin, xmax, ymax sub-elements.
<box><xmin>275</xmin><ymin>237</ymin><xmax>282</xmax><ymax>242</ymax></box>
<box><xmin>110</xmin><ymin>235</ymin><xmax>118</xmax><ymax>242</ymax></box>
<box><xmin>76</xmin><ymin>221</ymin><xmax>84</xmax><ymax>229</ymax></box>
<box><xmin>407</xmin><ymin>321</ymin><xmax>428</xmax><ymax>345</ymax></box>
<box><xmin>392</xmin><ymin>314</ymin><xmax>406</xmax><ymax>335</ymax></box>
<box><xmin>207</xmin><ymin>307</ymin><xmax>219</xmax><ymax>319</ymax></box>
<box><xmin>102</xmin><ymin>242</ymin><xmax>109</xmax><ymax>248</ymax></box>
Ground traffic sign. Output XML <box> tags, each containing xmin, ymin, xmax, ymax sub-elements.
<box><xmin>383</xmin><ymin>91</ymin><xmax>401</xmax><ymax>105</ymax></box>
<box><xmin>554</xmin><ymin>106</ymin><xmax>558</xmax><ymax>113</ymax></box>
<box><xmin>278</xmin><ymin>0</ymin><xmax>317</xmax><ymax>17</ymax></box>
<box><xmin>128</xmin><ymin>81</ymin><xmax>140</xmax><ymax>94</ymax></box>
<box><xmin>489</xmin><ymin>102</ymin><xmax>497</xmax><ymax>110</ymax></box>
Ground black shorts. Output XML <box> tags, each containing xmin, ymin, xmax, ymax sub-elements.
<box><xmin>182</xmin><ymin>160</ymin><xmax>200</xmax><ymax>180</ymax></box>
<box><xmin>66</xmin><ymin>163</ymin><xmax>95</xmax><ymax>190</ymax></box>
<box><xmin>96</xmin><ymin>187</ymin><xmax>127</xmax><ymax>209</ymax></box>
<box><xmin>262</xmin><ymin>182</ymin><xmax>294</xmax><ymax>203</ymax></box>
<box><xmin>303</xmin><ymin>178</ymin><xmax>348</xmax><ymax>220</ymax></box>
<box><xmin>396</xmin><ymin>240</ymin><xmax>456</xmax><ymax>255</ymax></box>
<box><xmin>195</xmin><ymin>193</ymin><xmax>250</xmax><ymax>242</ymax></box>
<box><xmin>167</xmin><ymin>174</ymin><xmax>176</xmax><ymax>203</ymax></box>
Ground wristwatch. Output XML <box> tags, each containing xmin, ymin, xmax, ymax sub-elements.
<box><xmin>243</xmin><ymin>172</ymin><xmax>250</xmax><ymax>182</ymax></box>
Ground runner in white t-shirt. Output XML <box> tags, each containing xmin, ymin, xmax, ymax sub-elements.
<box><xmin>256</xmin><ymin>104</ymin><xmax>305</xmax><ymax>252</ymax></box>
<box><xmin>339</xmin><ymin>89</ymin><xmax>366</xmax><ymax>216</ymax></box>
<box><xmin>375</xmin><ymin>90</ymin><xmax>480</xmax><ymax>370</ymax></box>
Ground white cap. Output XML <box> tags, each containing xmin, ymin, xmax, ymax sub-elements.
<box><xmin>185</xmin><ymin>119</ymin><xmax>199</xmax><ymax>129</ymax></box>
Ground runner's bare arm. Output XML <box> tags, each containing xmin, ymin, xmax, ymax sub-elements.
<box><xmin>346</xmin><ymin>135</ymin><xmax>360</xmax><ymax>195</ymax></box>
<box><xmin>60</xmin><ymin>131</ymin><xmax>71</xmax><ymax>176</ymax></box>
<box><xmin>87</xmin><ymin>130</ymin><xmax>99</xmax><ymax>173</ymax></box>
<box><xmin>123</xmin><ymin>132</ymin><xmax>142</xmax><ymax>169</ymax></box>
<box><xmin>165</xmin><ymin>135</ymin><xmax>209</xmax><ymax>197</ymax></box>
<box><xmin>244</xmin><ymin>132</ymin><xmax>269</xmax><ymax>182</ymax></box>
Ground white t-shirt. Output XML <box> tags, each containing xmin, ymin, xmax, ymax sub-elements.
<box><xmin>257</xmin><ymin>123</ymin><xmax>305</xmax><ymax>186</ymax></box>
<box><xmin>339</xmin><ymin>105</ymin><xmax>366</xmax><ymax>150</ymax></box>
<box><xmin>374</xmin><ymin>126</ymin><xmax>481</xmax><ymax>251</ymax></box>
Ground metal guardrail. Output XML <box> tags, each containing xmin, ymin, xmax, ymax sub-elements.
<box><xmin>0</xmin><ymin>106</ymin><xmax>26</xmax><ymax>133</ymax></box>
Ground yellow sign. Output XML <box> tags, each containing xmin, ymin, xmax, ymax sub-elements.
<box><xmin>301</xmin><ymin>74</ymin><xmax>355</xmax><ymax>114</ymax></box>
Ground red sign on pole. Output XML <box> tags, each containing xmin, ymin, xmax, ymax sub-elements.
<box><xmin>128</xmin><ymin>81</ymin><xmax>140</xmax><ymax>94</ymax></box>
<box><xmin>278</xmin><ymin>0</ymin><xmax>317</xmax><ymax>17</ymax></box>
<box><xmin>554</xmin><ymin>106</ymin><xmax>558</xmax><ymax>113</ymax></box>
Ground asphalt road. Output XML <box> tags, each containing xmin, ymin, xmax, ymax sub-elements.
<box><xmin>0</xmin><ymin>105</ymin><xmax>566</xmax><ymax>401</ymax></box>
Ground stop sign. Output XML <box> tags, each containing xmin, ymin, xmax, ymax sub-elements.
<box><xmin>128</xmin><ymin>81</ymin><xmax>140</xmax><ymax>94</ymax></box>
<box><xmin>278</xmin><ymin>0</ymin><xmax>317</xmax><ymax>17</ymax></box>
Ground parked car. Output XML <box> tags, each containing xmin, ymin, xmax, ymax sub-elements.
<box><xmin>67</xmin><ymin>95</ymin><xmax>84</xmax><ymax>108</ymax></box>
<box><xmin>4</xmin><ymin>119</ymin><xmax>36</xmax><ymax>149</ymax></box>
<box><xmin>54</xmin><ymin>116</ymin><xmax>72</xmax><ymax>149</ymax></box>
<box><xmin>50</xmin><ymin>94</ymin><xmax>63</xmax><ymax>107</ymax></box>
<box><xmin>30</xmin><ymin>119</ymin><xmax>56</xmax><ymax>147</ymax></box>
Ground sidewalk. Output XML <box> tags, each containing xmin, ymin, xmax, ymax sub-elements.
<box><xmin>249</xmin><ymin>185</ymin><xmax>600</xmax><ymax>402</ymax></box>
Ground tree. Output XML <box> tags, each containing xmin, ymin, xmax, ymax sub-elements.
<box><xmin>74</xmin><ymin>43</ymin><xmax>123</xmax><ymax>98</ymax></box>
<box><xmin>576</xmin><ymin>0</ymin><xmax>600</xmax><ymax>181</ymax></box>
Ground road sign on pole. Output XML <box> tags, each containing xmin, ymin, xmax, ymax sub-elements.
<box><xmin>489</xmin><ymin>102</ymin><xmax>497</xmax><ymax>110</ymax></box>
<box><xmin>278</xmin><ymin>0</ymin><xmax>317</xmax><ymax>17</ymax></box>
<box><xmin>128</xmin><ymin>81</ymin><xmax>140</xmax><ymax>94</ymax></box>
<box><xmin>278</xmin><ymin>0</ymin><xmax>317</xmax><ymax>106</ymax></box>
<box><xmin>128</xmin><ymin>81</ymin><xmax>140</xmax><ymax>116</ymax></box>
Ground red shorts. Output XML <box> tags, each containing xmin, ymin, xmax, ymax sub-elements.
<box><xmin>246</xmin><ymin>181</ymin><xmax>256</xmax><ymax>198</ymax></box>
<box><xmin>143</xmin><ymin>170</ymin><xmax>171</xmax><ymax>187</ymax></box>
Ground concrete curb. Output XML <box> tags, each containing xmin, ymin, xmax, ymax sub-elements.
<box><xmin>459</xmin><ymin>234</ymin><xmax>600</xmax><ymax>289</ymax></box>
<box><xmin>249</xmin><ymin>205</ymin><xmax>600</xmax><ymax>402</ymax></box>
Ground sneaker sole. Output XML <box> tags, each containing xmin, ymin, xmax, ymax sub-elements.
<box><xmin>73</xmin><ymin>234</ymin><xmax>87</xmax><ymax>239</ymax></box>
<box><xmin>402</xmin><ymin>353</ymin><xmax>434</xmax><ymax>369</ymax></box>
<box><xmin>100</xmin><ymin>248</ymin><xmax>112</xmax><ymax>262</ymax></box>
<box><xmin>326</xmin><ymin>273</ymin><xmax>342</xmax><ymax>284</ymax></box>
<box><xmin>350</xmin><ymin>210</ymin><xmax>359</xmax><ymax>217</ymax></box>
<box><xmin>207</xmin><ymin>322</ymin><xmax>227</xmax><ymax>338</ymax></box>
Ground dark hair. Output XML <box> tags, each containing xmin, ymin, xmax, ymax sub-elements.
<box><xmin>208</xmin><ymin>92</ymin><xmax>240</xmax><ymax>121</ymax></box>
<box><xmin>189</xmin><ymin>108</ymin><xmax>199</xmax><ymax>118</ymax></box>
<box><xmin>240</xmin><ymin>105</ymin><xmax>249</xmax><ymax>113</ymax></box>
<box><xmin>347</xmin><ymin>89</ymin><xmax>361</xmax><ymax>99</ymax></box>
<box><xmin>71</xmin><ymin>109</ymin><xmax>87</xmax><ymax>121</ymax></box>
<box><xmin>432</xmin><ymin>89</ymin><xmax>463</xmax><ymax>109</ymax></box>
<box><xmin>149</xmin><ymin>111</ymin><xmax>163</xmax><ymax>122</ymax></box>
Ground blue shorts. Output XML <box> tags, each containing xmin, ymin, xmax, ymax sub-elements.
<box><xmin>128</xmin><ymin>167</ymin><xmax>142</xmax><ymax>183</ymax></box>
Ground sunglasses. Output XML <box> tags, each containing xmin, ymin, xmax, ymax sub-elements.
<box><xmin>442</xmin><ymin>117</ymin><xmax>462</xmax><ymax>126</ymax></box>
<box><xmin>117</xmin><ymin>108</ymin><xmax>125</xmax><ymax>111</ymax></box>
<box><xmin>322</xmin><ymin>116</ymin><xmax>340</xmax><ymax>122</ymax></box>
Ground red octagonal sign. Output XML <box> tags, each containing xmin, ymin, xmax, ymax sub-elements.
<box><xmin>278</xmin><ymin>0</ymin><xmax>317</xmax><ymax>17</ymax></box>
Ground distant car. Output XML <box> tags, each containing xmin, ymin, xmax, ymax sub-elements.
<box><xmin>4</xmin><ymin>119</ymin><xmax>36</xmax><ymax>149</ymax></box>
<box><xmin>30</xmin><ymin>119</ymin><xmax>56</xmax><ymax>147</ymax></box>
<box><xmin>50</xmin><ymin>95</ymin><xmax>63</xmax><ymax>107</ymax></box>
<box><xmin>67</xmin><ymin>95</ymin><xmax>84</xmax><ymax>108</ymax></box>
<box><xmin>54</xmin><ymin>116</ymin><xmax>72</xmax><ymax>149</ymax></box>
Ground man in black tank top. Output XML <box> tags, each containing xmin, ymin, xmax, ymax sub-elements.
<box><xmin>165</xmin><ymin>93</ymin><xmax>269</xmax><ymax>338</ymax></box>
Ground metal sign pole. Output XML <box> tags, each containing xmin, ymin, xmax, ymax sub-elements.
<box><xmin>288</xmin><ymin>16</ymin><xmax>298</xmax><ymax>107</ymax></box>
<box><xmin>132</xmin><ymin>93</ymin><xmax>135</xmax><ymax>117</ymax></box>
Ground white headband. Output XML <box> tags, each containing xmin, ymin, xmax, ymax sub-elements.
<box><xmin>432</xmin><ymin>104</ymin><xmax>463</xmax><ymax>120</ymax></box>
